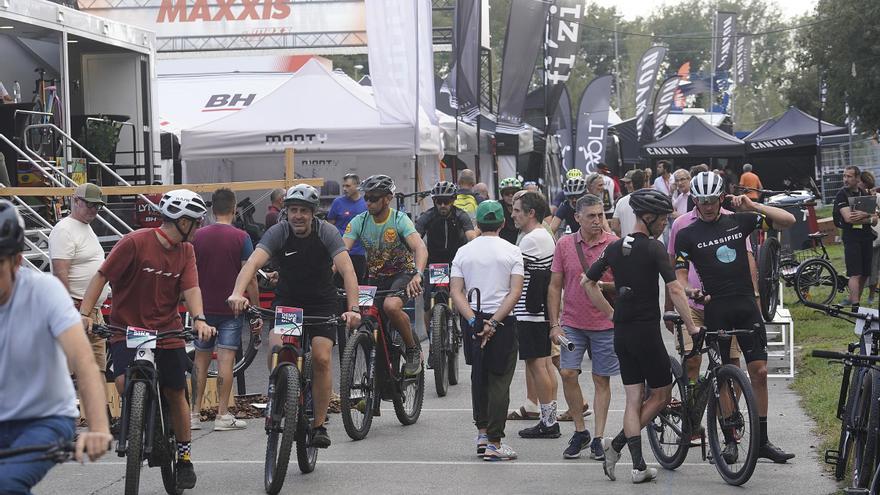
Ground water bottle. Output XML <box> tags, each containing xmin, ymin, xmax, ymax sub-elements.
<box><xmin>12</xmin><ymin>81</ymin><xmax>20</xmax><ymax>103</ymax></box>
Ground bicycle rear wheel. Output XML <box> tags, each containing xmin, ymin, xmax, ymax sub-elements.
<box><xmin>758</xmin><ymin>237</ymin><xmax>780</xmax><ymax>322</ymax></box>
<box><xmin>706</xmin><ymin>365</ymin><xmax>760</xmax><ymax>486</ymax></box>
<box><xmin>264</xmin><ymin>365</ymin><xmax>300</xmax><ymax>495</ymax></box>
<box><xmin>157</xmin><ymin>404</ymin><xmax>181</xmax><ymax>495</ymax></box>
<box><xmin>124</xmin><ymin>381</ymin><xmax>148</xmax><ymax>495</ymax></box>
<box><xmin>296</xmin><ymin>353</ymin><xmax>317</xmax><ymax>474</ymax></box>
<box><xmin>794</xmin><ymin>257</ymin><xmax>839</xmax><ymax>305</ymax></box>
<box><xmin>647</xmin><ymin>356</ymin><xmax>690</xmax><ymax>470</ymax></box>
<box><xmin>185</xmin><ymin>326</ymin><xmax>260</xmax><ymax>379</ymax></box>
<box><xmin>834</xmin><ymin>369</ymin><xmax>863</xmax><ymax>481</ymax></box>
<box><xmin>431</xmin><ymin>303</ymin><xmax>449</xmax><ymax>397</ymax></box>
<box><xmin>340</xmin><ymin>329</ymin><xmax>375</xmax><ymax>440</ymax></box>
<box><xmin>852</xmin><ymin>369</ymin><xmax>880</xmax><ymax>488</ymax></box>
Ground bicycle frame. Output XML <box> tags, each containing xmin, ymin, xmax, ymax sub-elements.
<box><xmin>266</xmin><ymin>330</ymin><xmax>309</xmax><ymax>431</ymax></box>
<box><xmin>117</xmin><ymin>350</ymin><xmax>166</xmax><ymax>459</ymax></box>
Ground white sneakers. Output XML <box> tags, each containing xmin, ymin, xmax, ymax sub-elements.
<box><xmin>190</xmin><ymin>413</ymin><xmax>202</xmax><ymax>431</ymax></box>
<box><xmin>631</xmin><ymin>467</ymin><xmax>658</xmax><ymax>484</ymax></box>
<box><xmin>214</xmin><ymin>413</ymin><xmax>248</xmax><ymax>431</ymax></box>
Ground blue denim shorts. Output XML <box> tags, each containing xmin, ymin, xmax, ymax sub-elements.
<box><xmin>0</xmin><ymin>415</ymin><xmax>75</xmax><ymax>494</ymax></box>
<box><xmin>560</xmin><ymin>326</ymin><xmax>620</xmax><ymax>376</ymax></box>
<box><xmin>194</xmin><ymin>314</ymin><xmax>244</xmax><ymax>352</ymax></box>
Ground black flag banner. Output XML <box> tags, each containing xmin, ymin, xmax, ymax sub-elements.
<box><xmin>714</xmin><ymin>11</ymin><xmax>737</xmax><ymax>73</ymax></box>
<box><xmin>634</xmin><ymin>46</ymin><xmax>667</xmax><ymax>143</ymax></box>
<box><xmin>545</xmin><ymin>0</ymin><xmax>585</xmax><ymax>116</ymax></box>
<box><xmin>497</xmin><ymin>0</ymin><xmax>550</xmax><ymax>131</ymax></box>
<box><xmin>550</xmin><ymin>84</ymin><xmax>574</xmax><ymax>171</ymax></box>
<box><xmin>735</xmin><ymin>33</ymin><xmax>752</xmax><ymax>85</ymax></box>
<box><xmin>653</xmin><ymin>75</ymin><xmax>679</xmax><ymax>141</ymax></box>
<box><xmin>574</xmin><ymin>75</ymin><xmax>613</xmax><ymax>173</ymax></box>
<box><xmin>454</xmin><ymin>0</ymin><xmax>481</xmax><ymax>121</ymax></box>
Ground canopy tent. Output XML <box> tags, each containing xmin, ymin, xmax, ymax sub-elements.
<box><xmin>643</xmin><ymin>115</ymin><xmax>745</xmax><ymax>158</ymax></box>
<box><xmin>745</xmin><ymin>107</ymin><xmax>847</xmax><ymax>152</ymax></box>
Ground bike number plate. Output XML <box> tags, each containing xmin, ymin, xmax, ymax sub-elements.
<box><xmin>855</xmin><ymin>308</ymin><xmax>879</xmax><ymax>336</ymax></box>
<box><xmin>358</xmin><ymin>285</ymin><xmax>378</xmax><ymax>307</ymax></box>
<box><xmin>126</xmin><ymin>326</ymin><xmax>157</xmax><ymax>349</ymax></box>
<box><xmin>273</xmin><ymin>306</ymin><xmax>303</xmax><ymax>337</ymax></box>
<box><xmin>429</xmin><ymin>264</ymin><xmax>450</xmax><ymax>286</ymax></box>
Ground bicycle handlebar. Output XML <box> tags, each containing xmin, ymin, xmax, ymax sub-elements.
<box><xmin>245</xmin><ymin>306</ymin><xmax>343</xmax><ymax>326</ymax></box>
<box><xmin>0</xmin><ymin>441</ymin><xmax>74</xmax><ymax>462</ymax></box>
<box><xmin>91</xmin><ymin>324</ymin><xmax>194</xmax><ymax>342</ymax></box>
<box><xmin>801</xmin><ymin>300</ymin><xmax>879</xmax><ymax>323</ymax></box>
<box><xmin>812</xmin><ymin>349</ymin><xmax>880</xmax><ymax>363</ymax></box>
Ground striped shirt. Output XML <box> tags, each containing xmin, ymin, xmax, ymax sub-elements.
<box><xmin>515</xmin><ymin>227</ymin><xmax>555</xmax><ymax>322</ymax></box>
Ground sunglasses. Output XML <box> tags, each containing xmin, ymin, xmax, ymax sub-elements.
<box><xmin>696</xmin><ymin>196</ymin><xmax>720</xmax><ymax>205</ymax></box>
<box><xmin>77</xmin><ymin>197</ymin><xmax>103</xmax><ymax>211</ymax></box>
<box><xmin>434</xmin><ymin>198</ymin><xmax>453</xmax><ymax>205</ymax></box>
<box><xmin>364</xmin><ymin>195</ymin><xmax>386</xmax><ymax>203</ymax></box>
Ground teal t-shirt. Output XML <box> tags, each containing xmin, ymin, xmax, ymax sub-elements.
<box><xmin>344</xmin><ymin>209</ymin><xmax>416</xmax><ymax>278</ymax></box>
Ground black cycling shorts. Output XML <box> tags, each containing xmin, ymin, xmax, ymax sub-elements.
<box><xmin>272</xmin><ymin>300</ymin><xmax>339</xmax><ymax>344</ymax></box>
<box><xmin>703</xmin><ymin>296</ymin><xmax>768</xmax><ymax>364</ymax></box>
<box><xmin>369</xmin><ymin>272</ymin><xmax>415</xmax><ymax>304</ymax></box>
<box><xmin>109</xmin><ymin>343</ymin><xmax>188</xmax><ymax>390</ymax></box>
<box><xmin>613</xmin><ymin>323</ymin><xmax>672</xmax><ymax>388</ymax></box>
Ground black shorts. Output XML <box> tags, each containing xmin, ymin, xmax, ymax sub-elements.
<box><xmin>109</xmin><ymin>343</ymin><xmax>188</xmax><ymax>390</ymax></box>
<box><xmin>843</xmin><ymin>234</ymin><xmax>874</xmax><ymax>277</ymax></box>
<box><xmin>516</xmin><ymin>320</ymin><xmax>551</xmax><ymax>360</ymax></box>
<box><xmin>272</xmin><ymin>300</ymin><xmax>338</xmax><ymax>344</ymax></box>
<box><xmin>613</xmin><ymin>323</ymin><xmax>672</xmax><ymax>388</ymax></box>
<box><xmin>369</xmin><ymin>272</ymin><xmax>414</xmax><ymax>304</ymax></box>
<box><xmin>704</xmin><ymin>297</ymin><xmax>768</xmax><ymax>364</ymax></box>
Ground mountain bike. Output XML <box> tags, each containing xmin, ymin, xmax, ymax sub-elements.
<box><xmin>245</xmin><ymin>306</ymin><xmax>343</xmax><ymax>494</ymax></box>
<box><xmin>92</xmin><ymin>324</ymin><xmax>193</xmax><ymax>495</ymax></box>
<box><xmin>26</xmin><ymin>67</ymin><xmax>64</xmax><ymax>157</ymax></box>
<box><xmin>647</xmin><ymin>312</ymin><xmax>760</xmax><ymax>486</ymax></box>
<box><xmin>793</xmin><ymin>247</ymin><xmax>849</xmax><ymax>306</ymax></box>
<box><xmin>426</xmin><ymin>263</ymin><xmax>461</xmax><ymax>397</ymax></box>
<box><xmin>803</xmin><ymin>300</ymin><xmax>880</xmax><ymax>490</ymax></box>
<box><xmin>339</xmin><ymin>286</ymin><xmax>425</xmax><ymax>440</ymax></box>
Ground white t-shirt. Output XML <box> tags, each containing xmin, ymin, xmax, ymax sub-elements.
<box><xmin>0</xmin><ymin>82</ymin><xmax>7</xmax><ymax>98</ymax></box>
<box><xmin>601</xmin><ymin>175</ymin><xmax>616</xmax><ymax>214</ymax></box>
<box><xmin>515</xmin><ymin>227</ymin><xmax>555</xmax><ymax>321</ymax></box>
<box><xmin>612</xmin><ymin>194</ymin><xmax>637</xmax><ymax>238</ymax></box>
<box><xmin>451</xmin><ymin>235</ymin><xmax>524</xmax><ymax>314</ymax></box>
<box><xmin>653</xmin><ymin>175</ymin><xmax>672</xmax><ymax>196</ymax></box>
<box><xmin>48</xmin><ymin>216</ymin><xmax>110</xmax><ymax>306</ymax></box>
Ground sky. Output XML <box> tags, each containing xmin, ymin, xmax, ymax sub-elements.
<box><xmin>595</xmin><ymin>0</ymin><xmax>818</xmax><ymax>20</ymax></box>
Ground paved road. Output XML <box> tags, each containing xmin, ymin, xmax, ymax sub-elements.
<box><xmin>41</xmin><ymin>326</ymin><xmax>837</xmax><ymax>495</ymax></box>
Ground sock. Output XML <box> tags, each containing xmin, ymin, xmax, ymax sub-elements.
<box><xmin>627</xmin><ymin>436</ymin><xmax>646</xmax><ymax>471</ymax></box>
<box><xmin>759</xmin><ymin>416</ymin><xmax>768</xmax><ymax>445</ymax></box>
<box><xmin>611</xmin><ymin>430</ymin><xmax>627</xmax><ymax>453</ymax></box>
<box><xmin>523</xmin><ymin>399</ymin><xmax>538</xmax><ymax>413</ymax></box>
<box><xmin>540</xmin><ymin>401</ymin><xmax>558</xmax><ymax>427</ymax></box>
<box><xmin>177</xmin><ymin>441</ymin><xmax>191</xmax><ymax>462</ymax></box>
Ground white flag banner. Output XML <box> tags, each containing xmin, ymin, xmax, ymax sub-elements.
<box><xmin>365</xmin><ymin>0</ymin><xmax>437</xmax><ymax>127</ymax></box>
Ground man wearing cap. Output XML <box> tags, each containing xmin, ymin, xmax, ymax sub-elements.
<box><xmin>619</xmin><ymin>171</ymin><xmax>636</xmax><ymax>197</ymax></box>
<box><xmin>49</xmin><ymin>183</ymin><xmax>110</xmax><ymax>370</ymax></box>
<box><xmin>451</xmin><ymin>200</ymin><xmax>524</xmax><ymax>461</ymax></box>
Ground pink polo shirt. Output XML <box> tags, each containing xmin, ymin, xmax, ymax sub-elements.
<box><xmin>668</xmin><ymin>208</ymin><xmax>752</xmax><ymax>310</ymax></box>
<box><xmin>551</xmin><ymin>230</ymin><xmax>617</xmax><ymax>331</ymax></box>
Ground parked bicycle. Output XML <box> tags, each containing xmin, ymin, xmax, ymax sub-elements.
<box><xmin>26</xmin><ymin>67</ymin><xmax>64</xmax><ymax>157</ymax></box>
<box><xmin>804</xmin><ymin>300</ymin><xmax>880</xmax><ymax>491</ymax></box>
<box><xmin>426</xmin><ymin>263</ymin><xmax>461</xmax><ymax>397</ymax></box>
<box><xmin>647</xmin><ymin>312</ymin><xmax>760</xmax><ymax>486</ymax></box>
<box><xmin>245</xmin><ymin>306</ymin><xmax>344</xmax><ymax>495</ymax></box>
<box><xmin>339</xmin><ymin>286</ymin><xmax>425</xmax><ymax>440</ymax></box>
<box><xmin>92</xmin><ymin>324</ymin><xmax>194</xmax><ymax>495</ymax></box>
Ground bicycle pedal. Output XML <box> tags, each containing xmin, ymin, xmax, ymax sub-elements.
<box><xmin>824</xmin><ymin>449</ymin><xmax>840</xmax><ymax>466</ymax></box>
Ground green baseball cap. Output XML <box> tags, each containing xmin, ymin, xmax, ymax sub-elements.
<box><xmin>476</xmin><ymin>200</ymin><xmax>504</xmax><ymax>224</ymax></box>
<box><xmin>73</xmin><ymin>183</ymin><xmax>106</xmax><ymax>205</ymax></box>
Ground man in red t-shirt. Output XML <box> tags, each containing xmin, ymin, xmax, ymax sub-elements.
<box><xmin>80</xmin><ymin>189</ymin><xmax>216</xmax><ymax>491</ymax></box>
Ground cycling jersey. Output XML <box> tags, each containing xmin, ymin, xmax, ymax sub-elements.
<box><xmin>499</xmin><ymin>203</ymin><xmax>518</xmax><ymax>244</ymax></box>
<box><xmin>344</xmin><ymin>208</ymin><xmax>416</xmax><ymax>279</ymax></box>
<box><xmin>586</xmin><ymin>232</ymin><xmax>675</xmax><ymax>324</ymax></box>
<box><xmin>414</xmin><ymin>206</ymin><xmax>473</xmax><ymax>264</ymax></box>
<box><xmin>673</xmin><ymin>212</ymin><xmax>767</xmax><ymax>299</ymax></box>
<box><xmin>554</xmin><ymin>200</ymin><xmax>580</xmax><ymax>233</ymax></box>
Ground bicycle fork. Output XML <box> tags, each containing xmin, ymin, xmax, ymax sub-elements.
<box><xmin>367</xmin><ymin>328</ymin><xmax>380</xmax><ymax>415</ymax></box>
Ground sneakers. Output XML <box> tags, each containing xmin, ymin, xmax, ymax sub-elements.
<box><xmin>602</xmin><ymin>445</ymin><xmax>621</xmax><ymax>481</ymax></box>
<box><xmin>483</xmin><ymin>443</ymin><xmax>517</xmax><ymax>461</ymax></box>
<box><xmin>758</xmin><ymin>441</ymin><xmax>795</xmax><ymax>463</ymax></box>
<box><xmin>518</xmin><ymin>421</ymin><xmax>561</xmax><ymax>439</ymax></box>
<box><xmin>631</xmin><ymin>466</ymin><xmax>658</xmax><ymax>484</ymax></box>
<box><xmin>476</xmin><ymin>433</ymin><xmax>488</xmax><ymax>457</ymax></box>
<box><xmin>722</xmin><ymin>442</ymin><xmax>739</xmax><ymax>464</ymax></box>
<box><xmin>310</xmin><ymin>426</ymin><xmax>331</xmax><ymax>449</ymax></box>
<box><xmin>214</xmin><ymin>413</ymin><xmax>247</xmax><ymax>431</ymax></box>
<box><xmin>589</xmin><ymin>437</ymin><xmax>605</xmax><ymax>460</ymax></box>
<box><xmin>190</xmin><ymin>413</ymin><xmax>202</xmax><ymax>431</ymax></box>
<box><xmin>404</xmin><ymin>346</ymin><xmax>423</xmax><ymax>376</ymax></box>
<box><xmin>563</xmin><ymin>430</ymin><xmax>592</xmax><ymax>459</ymax></box>
<box><xmin>176</xmin><ymin>460</ymin><xmax>197</xmax><ymax>489</ymax></box>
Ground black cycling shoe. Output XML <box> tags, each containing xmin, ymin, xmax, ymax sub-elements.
<box><xmin>176</xmin><ymin>460</ymin><xmax>197</xmax><ymax>489</ymax></box>
<box><xmin>758</xmin><ymin>441</ymin><xmax>795</xmax><ymax>463</ymax></box>
<box><xmin>310</xmin><ymin>426</ymin><xmax>331</xmax><ymax>449</ymax></box>
<box><xmin>721</xmin><ymin>442</ymin><xmax>739</xmax><ymax>464</ymax></box>
<box><xmin>518</xmin><ymin>421</ymin><xmax>561</xmax><ymax>439</ymax></box>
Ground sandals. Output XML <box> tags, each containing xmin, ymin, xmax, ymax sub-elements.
<box><xmin>558</xmin><ymin>404</ymin><xmax>591</xmax><ymax>421</ymax></box>
<box><xmin>507</xmin><ymin>406</ymin><xmax>539</xmax><ymax>420</ymax></box>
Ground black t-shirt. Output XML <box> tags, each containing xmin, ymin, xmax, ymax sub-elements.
<box><xmin>833</xmin><ymin>187</ymin><xmax>875</xmax><ymax>240</ymax></box>
<box><xmin>499</xmin><ymin>203</ymin><xmax>519</xmax><ymax>244</ymax></box>
<box><xmin>555</xmin><ymin>200</ymin><xmax>580</xmax><ymax>233</ymax></box>
<box><xmin>674</xmin><ymin>212</ymin><xmax>766</xmax><ymax>300</ymax></box>
<box><xmin>414</xmin><ymin>207</ymin><xmax>474</xmax><ymax>264</ymax></box>
<box><xmin>587</xmin><ymin>232</ymin><xmax>675</xmax><ymax>324</ymax></box>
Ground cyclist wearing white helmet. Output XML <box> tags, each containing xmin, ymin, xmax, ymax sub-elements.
<box><xmin>549</xmin><ymin>175</ymin><xmax>588</xmax><ymax>236</ymax></box>
<box><xmin>674</xmin><ymin>171</ymin><xmax>797</xmax><ymax>464</ymax></box>
<box><xmin>498</xmin><ymin>177</ymin><xmax>523</xmax><ymax>244</ymax></box>
<box><xmin>228</xmin><ymin>183</ymin><xmax>363</xmax><ymax>449</ymax></box>
<box><xmin>80</xmin><ymin>188</ymin><xmax>216</xmax><ymax>490</ymax></box>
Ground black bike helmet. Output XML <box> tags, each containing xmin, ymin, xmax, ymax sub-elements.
<box><xmin>359</xmin><ymin>174</ymin><xmax>396</xmax><ymax>194</ymax></box>
<box><xmin>0</xmin><ymin>200</ymin><xmax>25</xmax><ymax>256</ymax></box>
<box><xmin>629</xmin><ymin>189</ymin><xmax>674</xmax><ymax>215</ymax></box>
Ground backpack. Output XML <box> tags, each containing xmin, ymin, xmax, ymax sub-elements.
<box><xmin>454</xmin><ymin>193</ymin><xmax>478</xmax><ymax>217</ymax></box>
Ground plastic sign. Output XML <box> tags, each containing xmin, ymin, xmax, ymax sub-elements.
<box><xmin>428</xmin><ymin>264</ymin><xmax>450</xmax><ymax>286</ymax></box>
<box><xmin>273</xmin><ymin>306</ymin><xmax>303</xmax><ymax>337</ymax></box>
<box><xmin>126</xmin><ymin>326</ymin><xmax>157</xmax><ymax>349</ymax></box>
<box><xmin>358</xmin><ymin>285</ymin><xmax>378</xmax><ymax>307</ymax></box>
<box><xmin>855</xmin><ymin>308</ymin><xmax>879</xmax><ymax>337</ymax></box>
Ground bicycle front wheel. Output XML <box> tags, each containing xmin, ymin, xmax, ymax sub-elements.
<box><xmin>834</xmin><ymin>368</ymin><xmax>863</xmax><ymax>481</ymax></box>
<box><xmin>340</xmin><ymin>329</ymin><xmax>375</xmax><ymax>440</ymax></box>
<box><xmin>852</xmin><ymin>369</ymin><xmax>880</xmax><ymax>488</ymax></box>
<box><xmin>706</xmin><ymin>364</ymin><xmax>760</xmax><ymax>486</ymax></box>
<box><xmin>794</xmin><ymin>258</ymin><xmax>839</xmax><ymax>306</ymax></box>
<box><xmin>296</xmin><ymin>353</ymin><xmax>317</xmax><ymax>474</ymax></box>
<box><xmin>431</xmin><ymin>303</ymin><xmax>449</xmax><ymax>397</ymax></box>
<box><xmin>647</xmin><ymin>356</ymin><xmax>690</xmax><ymax>470</ymax></box>
<box><xmin>264</xmin><ymin>365</ymin><xmax>300</xmax><ymax>495</ymax></box>
<box><xmin>393</xmin><ymin>350</ymin><xmax>425</xmax><ymax>426</ymax></box>
<box><xmin>758</xmin><ymin>237</ymin><xmax>780</xmax><ymax>321</ymax></box>
<box><xmin>448</xmin><ymin>312</ymin><xmax>460</xmax><ymax>386</ymax></box>
<box><xmin>124</xmin><ymin>381</ymin><xmax>148</xmax><ymax>495</ymax></box>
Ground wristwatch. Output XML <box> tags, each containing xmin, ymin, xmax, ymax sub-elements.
<box><xmin>193</xmin><ymin>314</ymin><xmax>208</xmax><ymax>323</ymax></box>
<box><xmin>349</xmin><ymin>306</ymin><xmax>362</xmax><ymax>313</ymax></box>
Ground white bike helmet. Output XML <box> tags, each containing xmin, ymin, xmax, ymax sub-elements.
<box><xmin>690</xmin><ymin>171</ymin><xmax>725</xmax><ymax>200</ymax></box>
<box><xmin>284</xmin><ymin>184</ymin><xmax>320</xmax><ymax>210</ymax></box>
<box><xmin>562</xmin><ymin>176</ymin><xmax>587</xmax><ymax>197</ymax></box>
<box><xmin>158</xmin><ymin>189</ymin><xmax>208</xmax><ymax>220</ymax></box>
